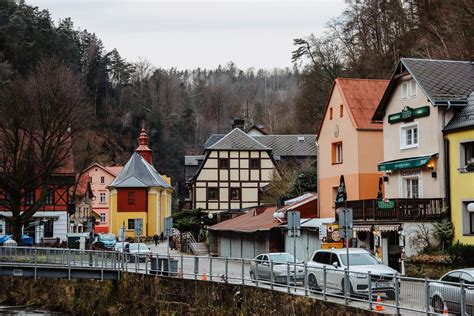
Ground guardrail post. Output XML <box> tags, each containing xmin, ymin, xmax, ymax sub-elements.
<box><xmin>304</xmin><ymin>263</ymin><xmax>308</xmax><ymax>296</ymax></box>
<box><xmin>255</xmin><ymin>262</ymin><xmax>259</xmax><ymax>287</ymax></box>
<box><xmin>194</xmin><ymin>256</ymin><xmax>199</xmax><ymax>280</ymax></box>
<box><xmin>68</xmin><ymin>249</ymin><xmax>71</xmax><ymax>280</ymax></box>
<box><xmin>270</xmin><ymin>260</ymin><xmax>274</xmax><ymax>291</ymax></box>
<box><xmin>224</xmin><ymin>257</ymin><xmax>228</xmax><ymax>283</ymax></box>
<box><xmin>34</xmin><ymin>247</ymin><xmax>37</xmax><ymax>280</ymax></box>
<box><xmin>209</xmin><ymin>257</ymin><xmax>212</xmax><ymax>281</ymax></box>
<box><xmin>241</xmin><ymin>258</ymin><xmax>244</xmax><ymax>285</ymax></box>
<box><xmin>461</xmin><ymin>280</ymin><xmax>466</xmax><ymax>316</ymax></box>
<box><xmin>287</xmin><ymin>262</ymin><xmax>290</xmax><ymax>293</ymax></box>
<box><xmin>424</xmin><ymin>277</ymin><xmax>430</xmax><ymax>315</ymax></box>
<box><xmin>395</xmin><ymin>273</ymin><xmax>400</xmax><ymax>315</ymax></box>
<box><xmin>344</xmin><ymin>268</ymin><xmax>348</xmax><ymax>305</ymax></box>
<box><xmin>368</xmin><ymin>271</ymin><xmax>372</xmax><ymax>310</ymax></box>
<box><xmin>323</xmin><ymin>266</ymin><xmax>327</xmax><ymax>300</ymax></box>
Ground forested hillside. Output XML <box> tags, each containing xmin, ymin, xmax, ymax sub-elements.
<box><xmin>0</xmin><ymin>0</ymin><xmax>472</xmax><ymax>200</ymax></box>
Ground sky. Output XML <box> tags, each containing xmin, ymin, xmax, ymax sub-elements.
<box><xmin>27</xmin><ymin>0</ymin><xmax>346</xmax><ymax>70</ymax></box>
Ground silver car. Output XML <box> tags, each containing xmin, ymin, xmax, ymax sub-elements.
<box><xmin>250</xmin><ymin>253</ymin><xmax>305</xmax><ymax>284</ymax></box>
<box><xmin>429</xmin><ymin>268</ymin><xmax>474</xmax><ymax>314</ymax></box>
<box><xmin>306</xmin><ymin>248</ymin><xmax>398</xmax><ymax>299</ymax></box>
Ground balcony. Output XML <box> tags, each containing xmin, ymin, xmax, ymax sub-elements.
<box><xmin>337</xmin><ymin>198</ymin><xmax>447</xmax><ymax>221</ymax></box>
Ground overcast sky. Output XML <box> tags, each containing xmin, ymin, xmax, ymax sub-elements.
<box><xmin>27</xmin><ymin>0</ymin><xmax>346</xmax><ymax>70</ymax></box>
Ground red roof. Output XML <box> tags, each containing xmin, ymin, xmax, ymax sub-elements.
<box><xmin>336</xmin><ymin>78</ymin><xmax>388</xmax><ymax>130</ymax></box>
<box><xmin>105</xmin><ymin>166</ymin><xmax>123</xmax><ymax>176</ymax></box>
<box><xmin>208</xmin><ymin>206</ymin><xmax>280</xmax><ymax>233</ymax></box>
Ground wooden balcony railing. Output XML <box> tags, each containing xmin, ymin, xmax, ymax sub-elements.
<box><xmin>337</xmin><ymin>198</ymin><xmax>447</xmax><ymax>221</ymax></box>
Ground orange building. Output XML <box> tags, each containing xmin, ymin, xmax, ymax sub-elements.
<box><xmin>317</xmin><ymin>78</ymin><xmax>388</xmax><ymax>218</ymax></box>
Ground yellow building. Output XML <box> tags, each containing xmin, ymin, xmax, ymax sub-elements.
<box><xmin>108</xmin><ymin>128</ymin><xmax>173</xmax><ymax>238</ymax></box>
<box><xmin>445</xmin><ymin>94</ymin><xmax>474</xmax><ymax>244</ymax></box>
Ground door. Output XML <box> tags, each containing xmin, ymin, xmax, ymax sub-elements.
<box><xmin>259</xmin><ymin>255</ymin><xmax>270</xmax><ymax>280</ymax></box>
<box><xmin>440</xmin><ymin>272</ymin><xmax>462</xmax><ymax>312</ymax></box>
<box><xmin>327</xmin><ymin>253</ymin><xmax>343</xmax><ymax>289</ymax></box>
<box><xmin>311</xmin><ymin>251</ymin><xmax>330</xmax><ymax>287</ymax></box>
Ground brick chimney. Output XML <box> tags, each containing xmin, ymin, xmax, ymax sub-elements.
<box><xmin>136</xmin><ymin>127</ymin><xmax>153</xmax><ymax>164</ymax></box>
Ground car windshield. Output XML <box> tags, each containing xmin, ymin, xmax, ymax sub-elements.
<box><xmin>269</xmin><ymin>254</ymin><xmax>295</xmax><ymax>263</ymax></box>
<box><xmin>129</xmin><ymin>243</ymin><xmax>148</xmax><ymax>250</ymax></box>
<box><xmin>100</xmin><ymin>234</ymin><xmax>116</xmax><ymax>241</ymax></box>
<box><xmin>339</xmin><ymin>253</ymin><xmax>380</xmax><ymax>266</ymax></box>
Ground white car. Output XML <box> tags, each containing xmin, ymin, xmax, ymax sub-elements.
<box><xmin>250</xmin><ymin>253</ymin><xmax>305</xmax><ymax>284</ymax></box>
<box><xmin>125</xmin><ymin>243</ymin><xmax>152</xmax><ymax>262</ymax></box>
<box><xmin>306</xmin><ymin>248</ymin><xmax>398</xmax><ymax>299</ymax></box>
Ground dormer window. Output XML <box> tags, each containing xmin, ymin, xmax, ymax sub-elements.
<box><xmin>297</xmin><ymin>136</ymin><xmax>305</xmax><ymax>142</ymax></box>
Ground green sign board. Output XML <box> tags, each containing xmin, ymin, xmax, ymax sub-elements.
<box><xmin>378</xmin><ymin>155</ymin><xmax>432</xmax><ymax>171</ymax></box>
<box><xmin>377</xmin><ymin>199</ymin><xmax>396</xmax><ymax>209</ymax></box>
<box><xmin>388</xmin><ymin>106</ymin><xmax>430</xmax><ymax>124</ymax></box>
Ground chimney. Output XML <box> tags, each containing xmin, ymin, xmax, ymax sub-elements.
<box><xmin>232</xmin><ymin>118</ymin><xmax>245</xmax><ymax>130</ymax></box>
<box><xmin>136</xmin><ymin>127</ymin><xmax>153</xmax><ymax>164</ymax></box>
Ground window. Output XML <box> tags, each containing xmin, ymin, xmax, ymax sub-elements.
<box><xmin>461</xmin><ymin>273</ymin><xmax>474</xmax><ymax>285</ymax></box>
<box><xmin>219</xmin><ymin>158</ymin><xmax>229</xmax><ymax>169</ymax></box>
<box><xmin>330</xmin><ymin>253</ymin><xmax>340</xmax><ymax>266</ymax></box>
<box><xmin>441</xmin><ymin>272</ymin><xmax>461</xmax><ymax>283</ymax></box>
<box><xmin>230</xmin><ymin>188</ymin><xmax>240</xmax><ymax>201</ymax></box>
<box><xmin>100</xmin><ymin>176</ymin><xmax>105</xmax><ymax>184</ymax></box>
<box><xmin>44</xmin><ymin>220</ymin><xmax>53</xmax><ymax>238</ymax></box>
<box><xmin>208</xmin><ymin>188</ymin><xmax>219</xmax><ymax>200</ymax></box>
<box><xmin>401</xmin><ymin>82</ymin><xmax>408</xmax><ymax>99</ymax></box>
<box><xmin>250</xmin><ymin>158</ymin><xmax>260</xmax><ymax>169</ymax></box>
<box><xmin>100</xmin><ymin>192</ymin><xmax>106</xmax><ymax>204</ymax></box>
<box><xmin>410</xmin><ymin>80</ymin><xmax>417</xmax><ymax>97</ymax></box>
<box><xmin>313</xmin><ymin>251</ymin><xmax>331</xmax><ymax>264</ymax></box>
<box><xmin>100</xmin><ymin>213</ymin><xmax>106</xmax><ymax>223</ymax></box>
<box><xmin>127</xmin><ymin>219</ymin><xmax>135</xmax><ymax>230</ymax></box>
<box><xmin>24</xmin><ymin>191</ymin><xmax>35</xmax><ymax>205</ymax></box>
<box><xmin>340</xmin><ymin>104</ymin><xmax>344</xmax><ymax>117</ymax></box>
<box><xmin>404</xmin><ymin>178</ymin><xmax>419</xmax><ymax>198</ymax></box>
<box><xmin>460</xmin><ymin>141</ymin><xmax>474</xmax><ymax>172</ymax></box>
<box><xmin>89</xmin><ymin>177</ymin><xmax>93</xmax><ymax>183</ymax></box>
<box><xmin>400</xmin><ymin>123</ymin><xmax>418</xmax><ymax>149</ymax></box>
<box><xmin>45</xmin><ymin>192</ymin><xmax>54</xmax><ymax>205</ymax></box>
<box><xmin>329</xmin><ymin>107</ymin><xmax>333</xmax><ymax>120</ymax></box>
<box><xmin>471</xmin><ymin>212</ymin><xmax>474</xmax><ymax>235</ymax></box>
<box><xmin>128</xmin><ymin>192</ymin><xmax>135</xmax><ymax>205</ymax></box>
<box><xmin>332</xmin><ymin>142</ymin><xmax>343</xmax><ymax>164</ymax></box>
<box><xmin>464</xmin><ymin>202</ymin><xmax>474</xmax><ymax>235</ymax></box>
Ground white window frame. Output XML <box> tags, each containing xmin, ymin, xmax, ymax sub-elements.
<box><xmin>410</xmin><ymin>80</ymin><xmax>417</xmax><ymax>98</ymax></box>
<box><xmin>399</xmin><ymin>175</ymin><xmax>423</xmax><ymax>199</ymax></box>
<box><xmin>401</xmin><ymin>82</ymin><xmax>408</xmax><ymax>99</ymax></box>
<box><xmin>460</xmin><ymin>140</ymin><xmax>474</xmax><ymax>173</ymax></box>
<box><xmin>400</xmin><ymin>122</ymin><xmax>419</xmax><ymax>150</ymax></box>
<box><xmin>335</xmin><ymin>143</ymin><xmax>343</xmax><ymax>164</ymax></box>
<box><xmin>100</xmin><ymin>213</ymin><xmax>106</xmax><ymax>223</ymax></box>
<box><xmin>462</xmin><ymin>200</ymin><xmax>474</xmax><ymax>235</ymax></box>
<box><xmin>99</xmin><ymin>192</ymin><xmax>106</xmax><ymax>204</ymax></box>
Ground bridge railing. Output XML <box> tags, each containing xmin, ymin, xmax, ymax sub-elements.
<box><xmin>2</xmin><ymin>246</ymin><xmax>473</xmax><ymax>315</ymax></box>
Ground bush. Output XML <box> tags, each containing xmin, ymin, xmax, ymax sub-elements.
<box><xmin>448</xmin><ymin>242</ymin><xmax>474</xmax><ymax>266</ymax></box>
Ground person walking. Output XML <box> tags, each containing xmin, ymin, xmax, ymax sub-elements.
<box><xmin>153</xmin><ymin>234</ymin><xmax>159</xmax><ymax>246</ymax></box>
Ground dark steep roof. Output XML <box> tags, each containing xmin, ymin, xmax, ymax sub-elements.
<box><xmin>204</xmin><ymin>131</ymin><xmax>317</xmax><ymax>157</ymax></box>
<box><xmin>445</xmin><ymin>93</ymin><xmax>474</xmax><ymax>132</ymax></box>
<box><xmin>109</xmin><ymin>152</ymin><xmax>171</xmax><ymax>188</ymax></box>
<box><xmin>373</xmin><ymin>58</ymin><xmax>474</xmax><ymax>120</ymax></box>
<box><xmin>207</xmin><ymin>128</ymin><xmax>271</xmax><ymax>151</ymax></box>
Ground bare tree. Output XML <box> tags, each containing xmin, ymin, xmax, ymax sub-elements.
<box><xmin>0</xmin><ymin>58</ymin><xmax>91</xmax><ymax>243</ymax></box>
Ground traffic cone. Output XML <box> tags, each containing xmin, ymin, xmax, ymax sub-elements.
<box><xmin>375</xmin><ymin>293</ymin><xmax>384</xmax><ymax>311</ymax></box>
<box><xmin>442</xmin><ymin>304</ymin><xmax>449</xmax><ymax>315</ymax></box>
<box><xmin>202</xmin><ymin>271</ymin><xmax>207</xmax><ymax>281</ymax></box>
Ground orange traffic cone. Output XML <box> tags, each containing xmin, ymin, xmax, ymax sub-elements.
<box><xmin>442</xmin><ymin>304</ymin><xmax>449</xmax><ymax>315</ymax></box>
<box><xmin>202</xmin><ymin>271</ymin><xmax>207</xmax><ymax>281</ymax></box>
<box><xmin>375</xmin><ymin>293</ymin><xmax>384</xmax><ymax>312</ymax></box>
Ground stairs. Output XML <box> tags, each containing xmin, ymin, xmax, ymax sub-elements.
<box><xmin>191</xmin><ymin>242</ymin><xmax>209</xmax><ymax>256</ymax></box>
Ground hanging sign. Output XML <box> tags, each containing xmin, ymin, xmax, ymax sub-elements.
<box><xmin>388</xmin><ymin>106</ymin><xmax>430</xmax><ymax>124</ymax></box>
<box><xmin>377</xmin><ymin>199</ymin><xmax>396</xmax><ymax>209</ymax></box>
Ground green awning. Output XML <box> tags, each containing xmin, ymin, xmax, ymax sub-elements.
<box><xmin>378</xmin><ymin>154</ymin><xmax>437</xmax><ymax>171</ymax></box>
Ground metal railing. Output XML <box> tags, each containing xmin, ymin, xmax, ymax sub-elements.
<box><xmin>1</xmin><ymin>246</ymin><xmax>472</xmax><ymax>315</ymax></box>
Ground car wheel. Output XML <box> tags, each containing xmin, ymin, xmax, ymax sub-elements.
<box><xmin>308</xmin><ymin>273</ymin><xmax>319</xmax><ymax>290</ymax></box>
<box><xmin>431</xmin><ymin>295</ymin><xmax>444</xmax><ymax>313</ymax></box>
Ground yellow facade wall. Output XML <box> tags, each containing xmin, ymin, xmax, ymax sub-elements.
<box><xmin>448</xmin><ymin>129</ymin><xmax>474</xmax><ymax>245</ymax></box>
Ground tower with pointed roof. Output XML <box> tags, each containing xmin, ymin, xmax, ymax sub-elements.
<box><xmin>108</xmin><ymin>128</ymin><xmax>173</xmax><ymax>238</ymax></box>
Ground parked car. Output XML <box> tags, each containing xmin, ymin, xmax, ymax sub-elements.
<box><xmin>306</xmin><ymin>248</ymin><xmax>397</xmax><ymax>299</ymax></box>
<box><xmin>250</xmin><ymin>252</ymin><xmax>305</xmax><ymax>284</ymax></box>
<box><xmin>125</xmin><ymin>242</ymin><xmax>152</xmax><ymax>263</ymax></box>
<box><xmin>92</xmin><ymin>233</ymin><xmax>116</xmax><ymax>250</ymax></box>
<box><xmin>429</xmin><ymin>268</ymin><xmax>474</xmax><ymax>314</ymax></box>
<box><xmin>114</xmin><ymin>241</ymin><xmax>129</xmax><ymax>253</ymax></box>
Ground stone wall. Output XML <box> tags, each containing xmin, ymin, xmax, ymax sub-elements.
<box><xmin>0</xmin><ymin>274</ymin><xmax>376</xmax><ymax>315</ymax></box>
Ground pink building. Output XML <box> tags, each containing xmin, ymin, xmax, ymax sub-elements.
<box><xmin>82</xmin><ymin>163</ymin><xmax>123</xmax><ymax>233</ymax></box>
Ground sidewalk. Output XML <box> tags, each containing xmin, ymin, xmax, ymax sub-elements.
<box><xmin>146</xmin><ymin>240</ymin><xmax>183</xmax><ymax>256</ymax></box>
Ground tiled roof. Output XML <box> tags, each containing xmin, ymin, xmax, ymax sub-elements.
<box><xmin>207</xmin><ymin>128</ymin><xmax>271</xmax><ymax>151</ymax></box>
<box><xmin>253</xmin><ymin>135</ymin><xmax>317</xmax><ymax>157</ymax></box>
<box><xmin>109</xmin><ymin>152</ymin><xmax>171</xmax><ymax>189</ymax></box>
<box><xmin>105</xmin><ymin>166</ymin><xmax>123</xmax><ymax>176</ymax></box>
<box><xmin>445</xmin><ymin>93</ymin><xmax>474</xmax><ymax>132</ymax></box>
<box><xmin>401</xmin><ymin>58</ymin><xmax>473</xmax><ymax>103</ymax></box>
<box><xmin>208</xmin><ymin>206</ymin><xmax>280</xmax><ymax>233</ymax></box>
<box><xmin>373</xmin><ymin>58</ymin><xmax>473</xmax><ymax>120</ymax></box>
<box><xmin>336</xmin><ymin>78</ymin><xmax>389</xmax><ymax>130</ymax></box>
<box><xmin>204</xmin><ymin>132</ymin><xmax>317</xmax><ymax>157</ymax></box>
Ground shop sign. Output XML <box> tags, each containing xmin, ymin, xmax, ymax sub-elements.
<box><xmin>377</xmin><ymin>199</ymin><xmax>396</xmax><ymax>209</ymax></box>
<box><xmin>388</xmin><ymin>106</ymin><xmax>430</xmax><ymax>124</ymax></box>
